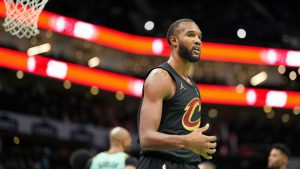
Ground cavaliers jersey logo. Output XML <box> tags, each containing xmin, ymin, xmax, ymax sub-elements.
<box><xmin>182</xmin><ymin>97</ymin><xmax>201</xmax><ymax>131</ymax></box>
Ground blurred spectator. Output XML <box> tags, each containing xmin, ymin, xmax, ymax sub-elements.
<box><xmin>268</xmin><ymin>143</ymin><xmax>291</xmax><ymax>169</ymax></box>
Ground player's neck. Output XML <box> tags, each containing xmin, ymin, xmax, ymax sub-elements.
<box><xmin>168</xmin><ymin>55</ymin><xmax>192</xmax><ymax>79</ymax></box>
<box><xmin>108</xmin><ymin>145</ymin><xmax>124</xmax><ymax>153</ymax></box>
<box><xmin>279</xmin><ymin>165</ymin><xmax>287</xmax><ymax>169</ymax></box>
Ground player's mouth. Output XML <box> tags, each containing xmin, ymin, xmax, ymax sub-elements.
<box><xmin>192</xmin><ymin>46</ymin><xmax>200</xmax><ymax>55</ymax></box>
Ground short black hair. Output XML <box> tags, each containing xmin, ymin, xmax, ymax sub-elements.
<box><xmin>69</xmin><ymin>149</ymin><xmax>93</xmax><ymax>169</ymax></box>
<box><xmin>272</xmin><ymin>143</ymin><xmax>291</xmax><ymax>158</ymax></box>
<box><xmin>166</xmin><ymin>18</ymin><xmax>195</xmax><ymax>46</ymax></box>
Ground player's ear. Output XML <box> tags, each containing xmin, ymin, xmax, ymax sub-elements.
<box><xmin>170</xmin><ymin>36</ymin><xmax>177</xmax><ymax>47</ymax></box>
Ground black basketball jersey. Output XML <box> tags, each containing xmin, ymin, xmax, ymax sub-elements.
<box><xmin>138</xmin><ymin>62</ymin><xmax>202</xmax><ymax>164</ymax></box>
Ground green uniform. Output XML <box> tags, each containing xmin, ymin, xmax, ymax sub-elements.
<box><xmin>89</xmin><ymin>152</ymin><xmax>128</xmax><ymax>169</ymax></box>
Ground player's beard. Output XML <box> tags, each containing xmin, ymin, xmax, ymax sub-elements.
<box><xmin>268</xmin><ymin>166</ymin><xmax>279</xmax><ymax>169</ymax></box>
<box><xmin>268</xmin><ymin>162</ymin><xmax>280</xmax><ymax>169</ymax></box>
<box><xmin>178</xmin><ymin>43</ymin><xmax>200</xmax><ymax>62</ymax></box>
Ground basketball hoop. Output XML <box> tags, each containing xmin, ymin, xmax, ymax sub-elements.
<box><xmin>2</xmin><ymin>0</ymin><xmax>48</xmax><ymax>38</ymax></box>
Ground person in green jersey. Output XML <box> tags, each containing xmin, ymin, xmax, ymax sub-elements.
<box><xmin>89</xmin><ymin>126</ymin><xmax>137</xmax><ymax>169</ymax></box>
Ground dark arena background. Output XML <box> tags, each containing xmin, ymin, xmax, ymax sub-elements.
<box><xmin>0</xmin><ymin>0</ymin><xmax>300</xmax><ymax>168</ymax></box>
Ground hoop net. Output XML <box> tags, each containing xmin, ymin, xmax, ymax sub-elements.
<box><xmin>3</xmin><ymin>0</ymin><xmax>48</xmax><ymax>38</ymax></box>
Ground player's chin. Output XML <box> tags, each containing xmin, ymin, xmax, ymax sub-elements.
<box><xmin>191</xmin><ymin>54</ymin><xmax>200</xmax><ymax>62</ymax></box>
<box><xmin>267</xmin><ymin>163</ymin><xmax>274</xmax><ymax>169</ymax></box>
<box><xmin>192</xmin><ymin>54</ymin><xmax>200</xmax><ymax>59</ymax></box>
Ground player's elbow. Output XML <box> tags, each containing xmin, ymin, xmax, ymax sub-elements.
<box><xmin>139</xmin><ymin>132</ymin><xmax>153</xmax><ymax>150</ymax></box>
<box><xmin>139</xmin><ymin>135</ymin><xmax>148</xmax><ymax>149</ymax></box>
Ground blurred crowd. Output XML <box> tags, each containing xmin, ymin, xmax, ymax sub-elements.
<box><xmin>0</xmin><ymin>70</ymin><xmax>138</xmax><ymax>130</ymax></box>
<box><xmin>0</xmin><ymin>69</ymin><xmax>299</xmax><ymax>169</ymax></box>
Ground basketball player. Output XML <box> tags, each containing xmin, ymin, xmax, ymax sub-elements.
<box><xmin>268</xmin><ymin>143</ymin><xmax>291</xmax><ymax>169</ymax></box>
<box><xmin>89</xmin><ymin>126</ymin><xmax>137</xmax><ymax>169</ymax></box>
<box><xmin>137</xmin><ymin>19</ymin><xmax>217</xmax><ymax>169</ymax></box>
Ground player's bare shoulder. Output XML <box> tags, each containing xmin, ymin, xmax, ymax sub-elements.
<box><xmin>147</xmin><ymin>68</ymin><xmax>171</xmax><ymax>81</ymax></box>
<box><xmin>144</xmin><ymin>68</ymin><xmax>174</xmax><ymax>99</ymax></box>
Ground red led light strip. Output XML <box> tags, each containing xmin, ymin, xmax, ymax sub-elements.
<box><xmin>0</xmin><ymin>47</ymin><xmax>299</xmax><ymax>109</ymax></box>
<box><xmin>0</xmin><ymin>1</ymin><xmax>299</xmax><ymax>67</ymax></box>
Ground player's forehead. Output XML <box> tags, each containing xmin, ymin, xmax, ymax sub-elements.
<box><xmin>177</xmin><ymin>21</ymin><xmax>202</xmax><ymax>35</ymax></box>
<box><xmin>270</xmin><ymin>149</ymin><xmax>282</xmax><ymax>156</ymax></box>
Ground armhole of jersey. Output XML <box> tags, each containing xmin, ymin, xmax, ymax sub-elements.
<box><xmin>143</xmin><ymin>66</ymin><xmax>178</xmax><ymax>102</ymax></box>
<box><xmin>195</xmin><ymin>82</ymin><xmax>201</xmax><ymax>100</ymax></box>
<box><xmin>156</xmin><ymin>67</ymin><xmax>178</xmax><ymax>102</ymax></box>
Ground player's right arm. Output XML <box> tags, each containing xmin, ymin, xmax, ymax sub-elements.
<box><xmin>138</xmin><ymin>68</ymin><xmax>217</xmax><ymax>159</ymax></box>
<box><xmin>139</xmin><ymin>68</ymin><xmax>180</xmax><ymax>150</ymax></box>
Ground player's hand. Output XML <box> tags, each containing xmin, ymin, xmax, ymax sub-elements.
<box><xmin>185</xmin><ymin>123</ymin><xmax>217</xmax><ymax>159</ymax></box>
